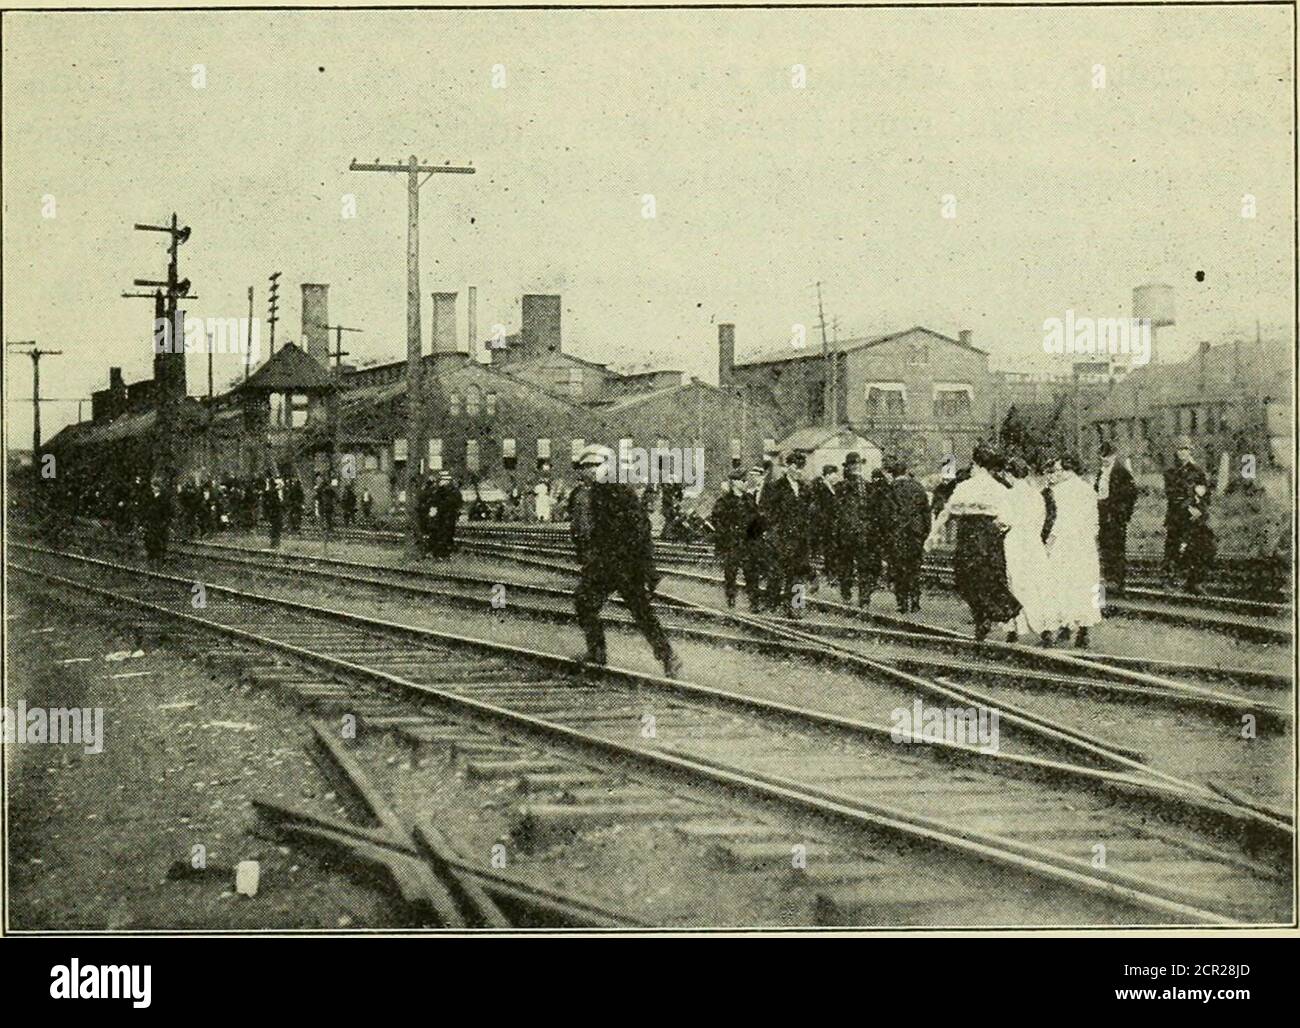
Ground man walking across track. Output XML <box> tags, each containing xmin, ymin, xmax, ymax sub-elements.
<box><xmin>833</xmin><ymin>453</ymin><xmax>889</xmax><ymax>607</ymax></box>
<box><xmin>570</xmin><ymin>445</ymin><xmax>682</xmax><ymax>678</ymax></box>
<box><xmin>886</xmin><ymin>458</ymin><xmax>931</xmax><ymax>613</ymax></box>
<box><xmin>1095</xmin><ymin>441</ymin><xmax>1138</xmax><ymax>599</ymax></box>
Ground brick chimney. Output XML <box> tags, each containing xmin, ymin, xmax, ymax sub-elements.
<box><xmin>958</xmin><ymin>329</ymin><xmax>973</xmax><ymax>347</ymax></box>
<box><xmin>718</xmin><ymin>323</ymin><xmax>736</xmax><ymax>386</ymax></box>
<box><xmin>301</xmin><ymin>283</ymin><xmax>330</xmax><ymax>367</ymax></box>
<box><xmin>521</xmin><ymin>294</ymin><xmax>562</xmax><ymax>358</ymax></box>
<box><xmin>431</xmin><ymin>291</ymin><xmax>462</xmax><ymax>361</ymax></box>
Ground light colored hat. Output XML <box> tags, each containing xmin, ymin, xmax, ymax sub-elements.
<box><xmin>577</xmin><ymin>444</ymin><xmax>615</xmax><ymax>467</ymax></box>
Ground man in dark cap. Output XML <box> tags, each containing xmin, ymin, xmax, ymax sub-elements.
<box><xmin>1162</xmin><ymin>436</ymin><xmax>1209</xmax><ymax>587</ymax></box>
<box><xmin>709</xmin><ymin>468</ymin><xmax>761</xmax><ymax>608</ymax></box>
<box><xmin>759</xmin><ymin>450</ymin><xmax>811</xmax><ymax>617</ymax></box>
<box><xmin>886</xmin><ymin>457</ymin><xmax>931</xmax><ymax>613</ymax></box>
<box><xmin>570</xmin><ymin>445</ymin><xmax>681</xmax><ymax>677</ymax></box>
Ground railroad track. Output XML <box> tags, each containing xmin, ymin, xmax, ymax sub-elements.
<box><xmin>11</xmin><ymin>545</ymin><xmax>1294</xmax><ymax>926</ymax></box>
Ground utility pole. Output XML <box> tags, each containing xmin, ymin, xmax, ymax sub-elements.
<box><xmin>6</xmin><ymin>342</ymin><xmax>62</xmax><ymax>475</ymax></box>
<box><xmin>313</xmin><ymin>321</ymin><xmax>362</xmax><ymax>484</ymax></box>
<box><xmin>813</xmin><ymin>282</ymin><xmax>834</xmax><ymax>429</ymax></box>
<box><xmin>245</xmin><ymin>286</ymin><xmax>255</xmax><ymax>382</ymax></box>
<box><xmin>349</xmin><ymin>155</ymin><xmax>476</xmax><ymax>553</ymax></box>
<box><xmin>267</xmin><ymin>273</ymin><xmax>281</xmax><ymax>354</ymax></box>
<box><xmin>123</xmin><ymin>213</ymin><xmax>194</xmax><ymax>492</ymax></box>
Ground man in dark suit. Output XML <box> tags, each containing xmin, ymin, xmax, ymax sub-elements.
<box><xmin>1162</xmin><ymin>435</ymin><xmax>1209</xmax><ymax>584</ymax></box>
<box><xmin>709</xmin><ymin>469</ymin><xmax>761</xmax><ymax>609</ymax></box>
<box><xmin>833</xmin><ymin>453</ymin><xmax>889</xmax><ymax>607</ymax></box>
<box><xmin>759</xmin><ymin>450</ymin><xmax>812</xmax><ymax>617</ymax></box>
<box><xmin>807</xmin><ymin>463</ymin><xmax>839</xmax><ymax>593</ymax></box>
<box><xmin>887</xmin><ymin>458</ymin><xmax>932</xmax><ymax>613</ymax></box>
<box><xmin>1095</xmin><ymin>442</ymin><xmax>1138</xmax><ymax>598</ymax></box>
<box><xmin>430</xmin><ymin>471</ymin><xmax>463</xmax><ymax>558</ymax></box>
<box><xmin>571</xmin><ymin>445</ymin><xmax>681</xmax><ymax>677</ymax></box>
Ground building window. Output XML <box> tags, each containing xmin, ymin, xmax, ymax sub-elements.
<box><xmin>466</xmin><ymin>439</ymin><xmax>480</xmax><ymax>472</ymax></box>
<box><xmin>932</xmin><ymin>383</ymin><xmax>973</xmax><ymax>419</ymax></box>
<box><xmin>449</xmin><ymin>392</ymin><xmax>462</xmax><ymax>416</ymax></box>
<box><xmin>427</xmin><ymin>438</ymin><xmax>443</xmax><ymax>471</ymax></box>
<box><xmin>465</xmin><ymin>385</ymin><xmax>481</xmax><ymax>417</ymax></box>
<box><xmin>393</xmin><ymin>438</ymin><xmax>408</xmax><ymax>463</ymax></box>
<box><xmin>730</xmin><ymin>438</ymin><xmax>742</xmax><ymax>461</ymax></box>
<box><xmin>502</xmin><ymin>438</ymin><xmax>517</xmax><ymax>469</ymax></box>
<box><xmin>1189</xmin><ymin>407</ymin><xmax>1198</xmax><ymax>433</ymax></box>
<box><xmin>290</xmin><ymin>394</ymin><xmax>309</xmax><ymax>429</ymax></box>
<box><xmin>866</xmin><ymin>382</ymin><xmax>906</xmax><ymax>417</ymax></box>
<box><xmin>485</xmin><ymin>392</ymin><xmax>497</xmax><ymax>416</ymax></box>
<box><xmin>537</xmin><ymin>438</ymin><xmax>551</xmax><ymax>459</ymax></box>
<box><xmin>364</xmin><ymin>454</ymin><xmax>379</xmax><ymax>471</ymax></box>
<box><xmin>567</xmin><ymin>368</ymin><xmax>584</xmax><ymax>397</ymax></box>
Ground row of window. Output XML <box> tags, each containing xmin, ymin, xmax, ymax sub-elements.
<box><xmin>863</xmin><ymin>382</ymin><xmax>975</xmax><ymax>418</ymax></box>
<box><xmin>1094</xmin><ymin>403</ymin><xmax>1238</xmax><ymax>443</ymax></box>
<box><xmin>448</xmin><ymin>388</ymin><xmax>498</xmax><ymax>416</ymax></box>
<box><xmin>392</xmin><ymin>436</ymin><xmax>764</xmax><ymax>473</ymax></box>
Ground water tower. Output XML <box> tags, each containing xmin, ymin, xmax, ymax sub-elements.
<box><xmin>1132</xmin><ymin>283</ymin><xmax>1175</xmax><ymax>364</ymax></box>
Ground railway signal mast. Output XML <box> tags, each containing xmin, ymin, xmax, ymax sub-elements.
<box><xmin>122</xmin><ymin>213</ymin><xmax>194</xmax><ymax>492</ymax></box>
<box><xmin>267</xmin><ymin>272</ymin><xmax>281</xmax><ymax>354</ymax></box>
<box><xmin>348</xmin><ymin>155</ymin><xmax>476</xmax><ymax>554</ymax></box>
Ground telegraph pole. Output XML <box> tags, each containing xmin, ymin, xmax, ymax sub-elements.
<box><xmin>349</xmin><ymin>155</ymin><xmax>475</xmax><ymax>553</ymax></box>
<box><xmin>313</xmin><ymin>321</ymin><xmax>362</xmax><ymax>485</ymax></box>
<box><xmin>245</xmin><ymin>286</ymin><xmax>255</xmax><ymax>382</ymax></box>
<box><xmin>267</xmin><ymin>273</ymin><xmax>281</xmax><ymax>354</ymax></box>
<box><xmin>813</xmin><ymin>282</ymin><xmax>835</xmax><ymax>429</ymax></box>
<box><xmin>6</xmin><ymin>341</ymin><xmax>62</xmax><ymax>475</ymax></box>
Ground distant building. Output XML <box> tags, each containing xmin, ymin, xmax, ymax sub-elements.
<box><xmin>1083</xmin><ymin>335</ymin><xmax>1291</xmax><ymax>481</ymax></box>
<box><xmin>725</xmin><ymin>324</ymin><xmax>995</xmax><ymax>468</ymax></box>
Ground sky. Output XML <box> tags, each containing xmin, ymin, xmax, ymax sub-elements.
<box><xmin>3</xmin><ymin>5</ymin><xmax>1294</xmax><ymax>446</ymax></box>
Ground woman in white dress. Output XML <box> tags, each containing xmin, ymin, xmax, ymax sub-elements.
<box><xmin>1001</xmin><ymin>456</ymin><xmax>1058</xmax><ymax>645</ymax></box>
<box><xmin>1044</xmin><ymin>454</ymin><xmax>1103</xmax><ymax>647</ymax></box>
<box><xmin>533</xmin><ymin>479</ymin><xmax>553</xmax><ymax>522</ymax></box>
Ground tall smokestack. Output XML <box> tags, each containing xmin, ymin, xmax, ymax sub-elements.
<box><xmin>431</xmin><ymin>291</ymin><xmax>459</xmax><ymax>356</ymax></box>
<box><xmin>718</xmin><ymin>323</ymin><xmax>735</xmax><ymax>386</ymax></box>
<box><xmin>467</xmin><ymin>286</ymin><xmax>478</xmax><ymax>361</ymax></box>
<box><xmin>521</xmin><ymin>294</ymin><xmax>562</xmax><ymax>358</ymax></box>
<box><xmin>301</xmin><ymin>283</ymin><xmax>330</xmax><ymax>367</ymax></box>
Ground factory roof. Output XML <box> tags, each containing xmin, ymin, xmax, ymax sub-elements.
<box><xmin>238</xmin><ymin>343</ymin><xmax>335</xmax><ymax>393</ymax></box>
<box><xmin>734</xmin><ymin>326</ymin><xmax>987</xmax><ymax>368</ymax></box>
<box><xmin>1087</xmin><ymin>337</ymin><xmax>1291</xmax><ymax>421</ymax></box>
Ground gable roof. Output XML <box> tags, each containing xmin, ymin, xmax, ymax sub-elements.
<box><xmin>238</xmin><ymin>343</ymin><xmax>335</xmax><ymax>393</ymax></box>
<box><xmin>734</xmin><ymin>326</ymin><xmax>987</xmax><ymax>368</ymax></box>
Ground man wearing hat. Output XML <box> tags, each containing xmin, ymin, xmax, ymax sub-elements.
<box><xmin>1162</xmin><ymin>436</ymin><xmax>1209</xmax><ymax>585</ymax></box>
<box><xmin>760</xmin><ymin>450</ymin><xmax>812</xmax><ymax>617</ymax></box>
<box><xmin>570</xmin><ymin>445</ymin><xmax>681</xmax><ymax>677</ymax></box>
<box><xmin>807</xmin><ymin>463</ymin><xmax>840</xmax><ymax>592</ymax></box>
<box><xmin>834</xmin><ymin>452</ymin><xmax>891</xmax><ymax>607</ymax></box>
<box><xmin>709</xmin><ymin>468</ymin><xmax>761</xmax><ymax>608</ymax></box>
<box><xmin>886</xmin><ymin>458</ymin><xmax>931</xmax><ymax>613</ymax></box>
<box><xmin>1095</xmin><ymin>441</ymin><xmax>1137</xmax><ymax>598</ymax></box>
<box><xmin>430</xmin><ymin>470</ymin><xmax>463</xmax><ymax>558</ymax></box>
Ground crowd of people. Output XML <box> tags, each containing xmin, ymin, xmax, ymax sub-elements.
<box><xmin>702</xmin><ymin>434</ymin><xmax>1217</xmax><ymax>648</ymax></box>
